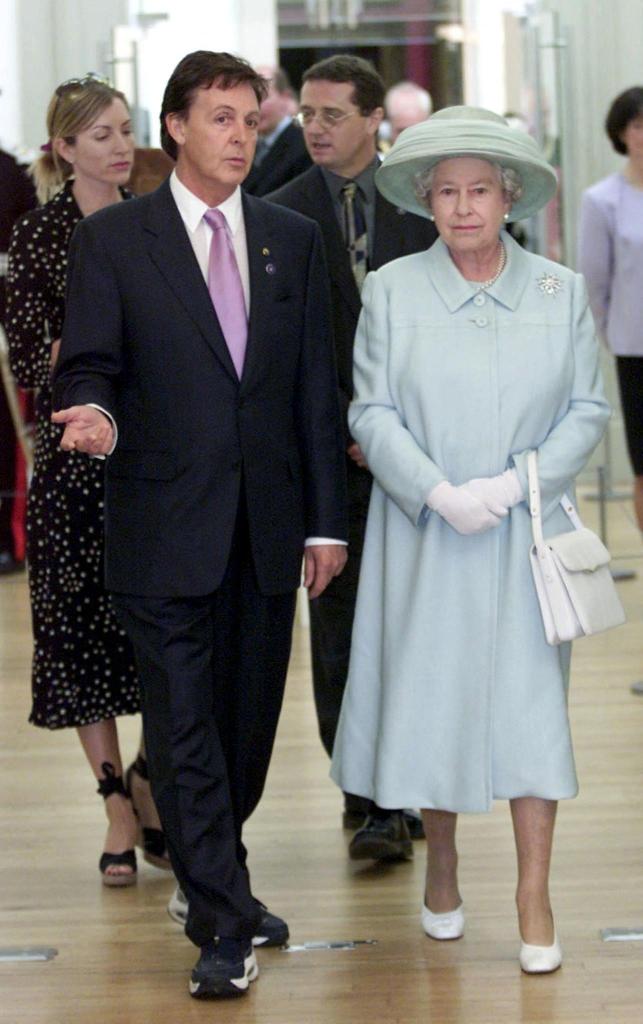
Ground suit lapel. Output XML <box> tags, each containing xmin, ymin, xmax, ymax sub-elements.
<box><xmin>241</xmin><ymin>193</ymin><xmax>280</xmax><ymax>391</ymax></box>
<box><xmin>297</xmin><ymin>167</ymin><xmax>361</xmax><ymax>320</ymax></box>
<box><xmin>372</xmin><ymin>192</ymin><xmax>409</xmax><ymax>269</ymax></box>
<box><xmin>142</xmin><ymin>180</ymin><xmax>238</xmax><ymax>381</ymax></box>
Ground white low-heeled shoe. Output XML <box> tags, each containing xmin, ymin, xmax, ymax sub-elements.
<box><xmin>421</xmin><ymin>902</ymin><xmax>465</xmax><ymax>940</ymax></box>
<box><xmin>519</xmin><ymin>934</ymin><xmax>562</xmax><ymax>974</ymax></box>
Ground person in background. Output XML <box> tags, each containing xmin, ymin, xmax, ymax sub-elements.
<box><xmin>51</xmin><ymin>50</ymin><xmax>347</xmax><ymax>999</ymax></box>
<box><xmin>331</xmin><ymin>107</ymin><xmax>609</xmax><ymax>974</ymax></box>
<box><xmin>6</xmin><ymin>73</ymin><xmax>170</xmax><ymax>887</ymax></box>
<box><xmin>242</xmin><ymin>65</ymin><xmax>311</xmax><ymax>196</ymax></box>
<box><xmin>0</xmin><ymin>147</ymin><xmax>36</xmax><ymax>575</ymax></box>
<box><xmin>383</xmin><ymin>80</ymin><xmax>432</xmax><ymax>145</ymax></box>
<box><xmin>578</xmin><ymin>86</ymin><xmax>643</xmax><ymax>532</ymax></box>
<box><xmin>270</xmin><ymin>54</ymin><xmax>437</xmax><ymax>861</ymax></box>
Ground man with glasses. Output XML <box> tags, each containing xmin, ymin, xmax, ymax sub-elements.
<box><xmin>269</xmin><ymin>55</ymin><xmax>437</xmax><ymax>862</ymax></box>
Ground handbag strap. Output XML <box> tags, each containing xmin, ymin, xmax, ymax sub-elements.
<box><xmin>527</xmin><ymin>450</ymin><xmax>583</xmax><ymax>547</ymax></box>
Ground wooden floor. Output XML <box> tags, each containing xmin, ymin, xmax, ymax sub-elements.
<box><xmin>1</xmin><ymin>490</ymin><xmax>642</xmax><ymax>1024</ymax></box>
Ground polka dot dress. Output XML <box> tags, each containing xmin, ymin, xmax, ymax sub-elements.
<box><xmin>6</xmin><ymin>181</ymin><xmax>140</xmax><ymax>729</ymax></box>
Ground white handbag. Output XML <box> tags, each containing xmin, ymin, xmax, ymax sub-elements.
<box><xmin>527</xmin><ymin>450</ymin><xmax>626</xmax><ymax>645</ymax></box>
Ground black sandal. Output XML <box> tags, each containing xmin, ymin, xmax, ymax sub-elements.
<box><xmin>125</xmin><ymin>754</ymin><xmax>172</xmax><ymax>871</ymax></box>
<box><xmin>97</xmin><ymin>762</ymin><xmax>137</xmax><ymax>888</ymax></box>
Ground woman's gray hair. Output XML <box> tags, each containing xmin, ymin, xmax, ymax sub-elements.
<box><xmin>414</xmin><ymin>160</ymin><xmax>523</xmax><ymax>213</ymax></box>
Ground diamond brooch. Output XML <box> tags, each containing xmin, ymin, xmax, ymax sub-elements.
<box><xmin>537</xmin><ymin>272</ymin><xmax>563</xmax><ymax>296</ymax></box>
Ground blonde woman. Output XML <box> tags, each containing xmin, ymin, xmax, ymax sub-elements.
<box><xmin>7</xmin><ymin>74</ymin><xmax>169</xmax><ymax>885</ymax></box>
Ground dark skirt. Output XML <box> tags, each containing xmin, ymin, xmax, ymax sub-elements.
<box><xmin>27</xmin><ymin>391</ymin><xmax>140</xmax><ymax>729</ymax></box>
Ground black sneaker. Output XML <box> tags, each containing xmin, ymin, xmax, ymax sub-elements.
<box><xmin>253</xmin><ymin>901</ymin><xmax>289</xmax><ymax>947</ymax></box>
<box><xmin>168</xmin><ymin>886</ymin><xmax>289</xmax><ymax>947</ymax></box>
<box><xmin>348</xmin><ymin>811</ymin><xmax>413</xmax><ymax>862</ymax></box>
<box><xmin>189</xmin><ymin>938</ymin><xmax>258</xmax><ymax>999</ymax></box>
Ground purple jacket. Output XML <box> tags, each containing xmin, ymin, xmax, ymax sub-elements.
<box><xmin>578</xmin><ymin>172</ymin><xmax>643</xmax><ymax>356</ymax></box>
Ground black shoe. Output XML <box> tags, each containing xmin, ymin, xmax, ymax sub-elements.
<box><xmin>349</xmin><ymin>811</ymin><xmax>413</xmax><ymax>862</ymax></box>
<box><xmin>342</xmin><ymin>794</ymin><xmax>371</xmax><ymax>830</ymax></box>
<box><xmin>168</xmin><ymin>886</ymin><xmax>289</xmax><ymax>948</ymax></box>
<box><xmin>0</xmin><ymin>551</ymin><xmax>24</xmax><ymax>576</ymax></box>
<box><xmin>403</xmin><ymin>809</ymin><xmax>425</xmax><ymax>840</ymax></box>
<box><xmin>189</xmin><ymin>938</ymin><xmax>258</xmax><ymax>999</ymax></box>
<box><xmin>253</xmin><ymin>901</ymin><xmax>289</xmax><ymax>947</ymax></box>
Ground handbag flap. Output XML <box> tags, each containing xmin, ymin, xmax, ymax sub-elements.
<box><xmin>547</xmin><ymin>527</ymin><xmax>611</xmax><ymax>572</ymax></box>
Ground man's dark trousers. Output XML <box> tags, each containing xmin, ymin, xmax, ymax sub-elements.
<box><xmin>113</xmin><ymin>493</ymin><xmax>296</xmax><ymax>947</ymax></box>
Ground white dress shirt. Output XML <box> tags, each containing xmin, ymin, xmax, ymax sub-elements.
<box><xmin>169</xmin><ymin>170</ymin><xmax>250</xmax><ymax>312</ymax></box>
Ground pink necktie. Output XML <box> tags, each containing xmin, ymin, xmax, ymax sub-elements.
<box><xmin>203</xmin><ymin>208</ymin><xmax>247</xmax><ymax>378</ymax></box>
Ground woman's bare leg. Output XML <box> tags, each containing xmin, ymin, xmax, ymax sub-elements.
<box><xmin>510</xmin><ymin>797</ymin><xmax>557</xmax><ymax>945</ymax></box>
<box><xmin>77</xmin><ymin>718</ymin><xmax>137</xmax><ymax>879</ymax></box>
<box><xmin>421</xmin><ymin>809</ymin><xmax>461</xmax><ymax>912</ymax></box>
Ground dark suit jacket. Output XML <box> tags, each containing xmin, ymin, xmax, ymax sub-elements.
<box><xmin>268</xmin><ymin>165</ymin><xmax>438</xmax><ymax>442</ymax></box>
<box><xmin>52</xmin><ymin>179</ymin><xmax>347</xmax><ymax>598</ymax></box>
<box><xmin>243</xmin><ymin>122</ymin><xmax>312</xmax><ymax>197</ymax></box>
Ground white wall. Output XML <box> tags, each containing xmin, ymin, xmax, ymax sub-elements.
<box><xmin>134</xmin><ymin>0</ymin><xmax>278</xmax><ymax>147</ymax></box>
<box><xmin>462</xmin><ymin>0</ymin><xmax>530</xmax><ymax>112</ymax></box>
<box><xmin>2</xmin><ymin>0</ymin><xmax>278</xmax><ymax>151</ymax></box>
<box><xmin>540</xmin><ymin>0</ymin><xmax>643</xmax><ymax>484</ymax></box>
<box><xmin>0</xmin><ymin>0</ymin><xmax>22</xmax><ymax>152</ymax></box>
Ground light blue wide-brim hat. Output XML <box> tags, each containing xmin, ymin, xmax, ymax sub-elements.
<box><xmin>375</xmin><ymin>105</ymin><xmax>557</xmax><ymax>222</ymax></box>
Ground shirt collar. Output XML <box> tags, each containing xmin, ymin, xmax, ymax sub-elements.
<box><xmin>426</xmin><ymin>230</ymin><xmax>532</xmax><ymax>312</ymax></box>
<box><xmin>321</xmin><ymin>155</ymin><xmax>380</xmax><ymax>206</ymax></box>
<box><xmin>170</xmin><ymin>169</ymin><xmax>243</xmax><ymax>235</ymax></box>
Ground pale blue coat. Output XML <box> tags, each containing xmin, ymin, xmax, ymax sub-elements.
<box><xmin>330</xmin><ymin>232</ymin><xmax>610</xmax><ymax>813</ymax></box>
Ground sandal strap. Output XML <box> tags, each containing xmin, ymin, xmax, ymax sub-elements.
<box><xmin>132</xmin><ymin>753</ymin><xmax>150</xmax><ymax>781</ymax></box>
<box><xmin>96</xmin><ymin>761</ymin><xmax>128</xmax><ymax>799</ymax></box>
<box><xmin>99</xmin><ymin>849</ymin><xmax>137</xmax><ymax>874</ymax></box>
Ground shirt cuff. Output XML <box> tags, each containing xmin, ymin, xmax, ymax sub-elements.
<box><xmin>87</xmin><ymin>403</ymin><xmax>118</xmax><ymax>459</ymax></box>
<box><xmin>305</xmin><ymin>537</ymin><xmax>348</xmax><ymax>546</ymax></box>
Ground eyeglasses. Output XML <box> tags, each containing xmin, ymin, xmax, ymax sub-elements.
<box><xmin>296</xmin><ymin>108</ymin><xmax>358</xmax><ymax>131</ymax></box>
<box><xmin>55</xmin><ymin>72</ymin><xmax>113</xmax><ymax>96</ymax></box>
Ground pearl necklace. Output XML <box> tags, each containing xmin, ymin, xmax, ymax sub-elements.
<box><xmin>470</xmin><ymin>242</ymin><xmax>506</xmax><ymax>291</ymax></box>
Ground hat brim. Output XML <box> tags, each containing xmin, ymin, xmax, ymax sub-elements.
<box><xmin>375</xmin><ymin>118</ymin><xmax>558</xmax><ymax>222</ymax></box>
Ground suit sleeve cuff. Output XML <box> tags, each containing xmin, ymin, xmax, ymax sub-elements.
<box><xmin>87</xmin><ymin>403</ymin><xmax>118</xmax><ymax>458</ymax></box>
<box><xmin>305</xmin><ymin>537</ymin><xmax>348</xmax><ymax>546</ymax></box>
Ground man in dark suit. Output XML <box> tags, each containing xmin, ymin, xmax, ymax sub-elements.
<box><xmin>243</xmin><ymin>66</ymin><xmax>311</xmax><ymax>196</ymax></box>
<box><xmin>51</xmin><ymin>51</ymin><xmax>347</xmax><ymax>1000</ymax></box>
<box><xmin>269</xmin><ymin>55</ymin><xmax>437</xmax><ymax>862</ymax></box>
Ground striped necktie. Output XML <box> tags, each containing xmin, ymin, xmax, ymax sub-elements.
<box><xmin>341</xmin><ymin>181</ymin><xmax>368</xmax><ymax>291</ymax></box>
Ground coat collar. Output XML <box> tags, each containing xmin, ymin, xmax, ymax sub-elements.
<box><xmin>426</xmin><ymin>230</ymin><xmax>532</xmax><ymax>312</ymax></box>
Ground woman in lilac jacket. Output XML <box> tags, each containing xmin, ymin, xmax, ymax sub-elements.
<box><xmin>578</xmin><ymin>86</ymin><xmax>643</xmax><ymax>532</ymax></box>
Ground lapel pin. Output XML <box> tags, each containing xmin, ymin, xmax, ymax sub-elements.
<box><xmin>262</xmin><ymin>247</ymin><xmax>270</xmax><ymax>256</ymax></box>
<box><xmin>265</xmin><ymin>262</ymin><xmax>276</xmax><ymax>275</ymax></box>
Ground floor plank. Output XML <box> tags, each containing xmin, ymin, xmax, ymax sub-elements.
<box><xmin>1</xmin><ymin>490</ymin><xmax>642</xmax><ymax>1022</ymax></box>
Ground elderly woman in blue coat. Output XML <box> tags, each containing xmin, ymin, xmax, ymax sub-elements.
<box><xmin>330</xmin><ymin>107</ymin><xmax>610</xmax><ymax>974</ymax></box>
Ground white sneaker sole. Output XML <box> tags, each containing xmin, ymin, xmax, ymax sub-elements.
<box><xmin>189</xmin><ymin>950</ymin><xmax>259</xmax><ymax>998</ymax></box>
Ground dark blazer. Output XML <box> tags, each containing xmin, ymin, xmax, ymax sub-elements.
<box><xmin>53</xmin><ymin>179</ymin><xmax>347</xmax><ymax>598</ymax></box>
<box><xmin>243</xmin><ymin>121</ymin><xmax>312</xmax><ymax>197</ymax></box>
<box><xmin>268</xmin><ymin>165</ymin><xmax>438</xmax><ymax>437</ymax></box>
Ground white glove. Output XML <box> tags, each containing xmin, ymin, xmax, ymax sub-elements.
<box><xmin>427</xmin><ymin>480</ymin><xmax>504</xmax><ymax>535</ymax></box>
<box><xmin>462</xmin><ymin>469</ymin><xmax>523</xmax><ymax>515</ymax></box>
